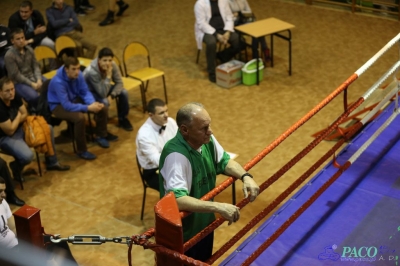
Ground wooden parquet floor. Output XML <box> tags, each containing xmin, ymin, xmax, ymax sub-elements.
<box><xmin>0</xmin><ymin>0</ymin><xmax>399</xmax><ymax>265</ymax></box>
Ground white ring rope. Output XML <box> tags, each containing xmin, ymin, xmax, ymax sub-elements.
<box><xmin>348</xmin><ymin>109</ymin><xmax>399</xmax><ymax>164</ymax></box>
<box><xmin>355</xmin><ymin>33</ymin><xmax>400</xmax><ymax>76</ymax></box>
<box><xmin>361</xmin><ymin>80</ymin><xmax>399</xmax><ymax>124</ymax></box>
<box><xmin>362</xmin><ymin>61</ymin><xmax>400</xmax><ymax>100</ymax></box>
<box><xmin>394</xmin><ymin>52</ymin><xmax>400</xmax><ymax>111</ymax></box>
<box><xmin>395</xmin><ymin>79</ymin><xmax>400</xmax><ymax>111</ymax></box>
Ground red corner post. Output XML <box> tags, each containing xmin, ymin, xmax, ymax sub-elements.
<box><xmin>13</xmin><ymin>205</ymin><xmax>44</xmax><ymax>248</ymax></box>
<box><xmin>155</xmin><ymin>192</ymin><xmax>184</xmax><ymax>266</ymax></box>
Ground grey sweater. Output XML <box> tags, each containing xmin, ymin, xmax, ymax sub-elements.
<box><xmin>4</xmin><ymin>46</ymin><xmax>41</xmax><ymax>86</ymax></box>
<box><xmin>83</xmin><ymin>58</ymin><xmax>124</xmax><ymax>98</ymax></box>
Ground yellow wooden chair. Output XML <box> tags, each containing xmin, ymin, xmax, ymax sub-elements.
<box><xmin>34</xmin><ymin>46</ymin><xmax>58</xmax><ymax>79</ymax></box>
<box><xmin>122</xmin><ymin>42</ymin><xmax>167</xmax><ymax>112</ymax></box>
<box><xmin>113</xmin><ymin>56</ymin><xmax>142</xmax><ymax>92</ymax></box>
<box><xmin>112</xmin><ymin>56</ymin><xmax>143</xmax><ymax>110</ymax></box>
<box><xmin>55</xmin><ymin>35</ymin><xmax>77</xmax><ymax>58</ymax></box>
<box><xmin>0</xmin><ymin>149</ymin><xmax>42</xmax><ymax>190</ymax></box>
<box><xmin>55</xmin><ymin>36</ymin><xmax>91</xmax><ymax>68</ymax></box>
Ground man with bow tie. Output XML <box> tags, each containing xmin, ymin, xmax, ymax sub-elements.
<box><xmin>135</xmin><ymin>98</ymin><xmax>178</xmax><ymax>190</ymax></box>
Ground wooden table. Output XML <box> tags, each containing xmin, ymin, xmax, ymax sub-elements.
<box><xmin>235</xmin><ymin>17</ymin><xmax>295</xmax><ymax>84</ymax></box>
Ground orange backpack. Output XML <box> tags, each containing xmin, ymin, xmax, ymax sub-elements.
<box><xmin>23</xmin><ymin>116</ymin><xmax>54</xmax><ymax>156</ymax></box>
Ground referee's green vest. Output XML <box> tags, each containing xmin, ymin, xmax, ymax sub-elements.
<box><xmin>159</xmin><ymin>131</ymin><xmax>230</xmax><ymax>242</ymax></box>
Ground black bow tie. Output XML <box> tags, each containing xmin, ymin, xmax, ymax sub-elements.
<box><xmin>159</xmin><ymin>125</ymin><xmax>166</xmax><ymax>134</ymax></box>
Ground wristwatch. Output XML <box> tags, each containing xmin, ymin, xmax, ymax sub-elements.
<box><xmin>240</xmin><ymin>173</ymin><xmax>253</xmax><ymax>181</ymax></box>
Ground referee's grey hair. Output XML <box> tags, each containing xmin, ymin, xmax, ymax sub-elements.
<box><xmin>176</xmin><ymin>102</ymin><xmax>204</xmax><ymax>127</ymax></box>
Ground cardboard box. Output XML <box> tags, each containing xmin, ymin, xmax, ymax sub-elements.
<box><xmin>216</xmin><ymin>60</ymin><xmax>245</xmax><ymax>88</ymax></box>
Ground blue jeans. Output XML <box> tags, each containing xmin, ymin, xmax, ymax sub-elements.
<box><xmin>92</xmin><ymin>85</ymin><xmax>129</xmax><ymax>121</ymax></box>
<box><xmin>0</xmin><ymin>126</ymin><xmax>58</xmax><ymax>168</ymax></box>
<box><xmin>14</xmin><ymin>76</ymin><xmax>46</xmax><ymax>109</ymax></box>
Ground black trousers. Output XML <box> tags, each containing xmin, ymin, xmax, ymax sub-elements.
<box><xmin>203</xmin><ymin>31</ymin><xmax>240</xmax><ymax>77</ymax></box>
<box><xmin>0</xmin><ymin>157</ymin><xmax>15</xmax><ymax>195</ymax></box>
<box><xmin>142</xmin><ymin>168</ymin><xmax>160</xmax><ymax>191</ymax></box>
<box><xmin>184</xmin><ymin>231</ymin><xmax>214</xmax><ymax>263</ymax></box>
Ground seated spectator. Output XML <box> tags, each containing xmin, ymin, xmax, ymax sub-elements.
<box><xmin>4</xmin><ymin>28</ymin><xmax>43</xmax><ymax>110</ymax></box>
<box><xmin>74</xmin><ymin>0</ymin><xmax>96</xmax><ymax>16</ymax></box>
<box><xmin>194</xmin><ymin>0</ymin><xmax>241</xmax><ymax>82</ymax></box>
<box><xmin>99</xmin><ymin>0</ymin><xmax>129</xmax><ymax>26</ymax></box>
<box><xmin>136</xmin><ymin>99</ymin><xmax>178</xmax><ymax>190</ymax></box>
<box><xmin>46</xmin><ymin>0</ymin><xmax>97</xmax><ymax>59</ymax></box>
<box><xmin>8</xmin><ymin>1</ymin><xmax>57</xmax><ymax>70</ymax></box>
<box><xmin>0</xmin><ymin>177</ymin><xmax>78</xmax><ymax>265</ymax></box>
<box><xmin>0</xmin><ymin>25</ymin><xmax>12</xmax><ymax>79</ymax></box>
<box><xmin>48</xmin><ymin>57</ymin><xmax>118</xmax><ymax>160</ymax></box>
<box><xmin>83</xmin><ymin>47</ymin><xmax>133</xmax><ymax>131</ymax></box>
<box><xmin>8</xmin><ymin>1</ymin><xmax>55</xmax><ymax>50</ymax></box>
<box><xmin>0</xmin><ymin>77</ymin><xmax>70</xmax><ymax>183</ymax></box>
<box><xmin>0</xmin><ymin>158</ymin><xmax>24</xmax><ymax>206</ymax></box>
<box><xmin>228</xmin><ymin>0</ymin><xmax>270</xmax><ymax>60</ymax></box>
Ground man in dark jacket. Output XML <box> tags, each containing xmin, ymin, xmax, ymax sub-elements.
<box><xmin>46</xmin><ymin>0</ymin><xmax>97</xmax><ymax>59</ymax></box>
<box><xmin>8</xmin><ymin>1</ymin><xmax>57</xmax><ymax>70</ymax></box>
<box><xmin>8</xmin><ymin>1</ymin><xmax>55</xmax><ymax>50</ymax></box>
<box><xmin>0</xmin><ymin>25</ymin><xmax>12</xmax><ymax>78</ymax></box>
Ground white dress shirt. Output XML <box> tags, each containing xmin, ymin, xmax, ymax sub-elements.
<box><xmin>0</xmin><ymin>200</ymin><xmax>18</xmax><ymax>248</ymax></box>
<box><xmin>194</xmin><ymin>0</ymin><xmax>235</xmax><ymax>50</ymax></box>
<box><xmin>136</xmin><ymin>117</ymin><xmax>178</xmax><ymax>169</ymax></box>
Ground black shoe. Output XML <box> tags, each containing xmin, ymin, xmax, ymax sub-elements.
<box><xmin>105</xmin><ymin>132</ymin><xmax>119</xmax><ymax>142</ymax></box>
<box><xmin>80</xmin><ymin>4</ymin><xmax>95</xmax><ymax>11</ymax></box>
<box><xmin>9</xmin><ymin>161</ymin><xmax>24</xmax><ymax>182</ymax></box>
<box><xmin>116</xmin><ymin>4</ymin><xmax>129</xmax><ymax>16</ymax></box>
<box><xmin>99</xmin><ymin>11</ymin><xmax>115</xmax><ymax>26</ymax></box>
<box><xmin>77</xmin><ymin>151</ymin><xmax>97</xmax><ymax>160</ymax></box>
<box><xmin>46</xmin><ymin>163</ymin><xmax>71</xmax><ymax>171</ymax></box>
<box><xmin>7</xmin><ymin>194</ymin><xmax>25</xmax><ymax>206</ymax></box>
<box><xmin>13</xmin><ymin>175</ymin><xmax>24</xmax><ymax>182</ymax></box>
<box><xmin>209</xmin><ymin>74</ymin><xmax>216</xmax><ymax>83</ymax></box>
<box><xmin>118</xmin><ymin>118</ymin><xmax>133</xmax><ymax>131</ymax></box>
<box><xmin>76</xmin><ymin>9</ymin><xmax>87</xmax><ymax>16</ymax></box>
<box><xmin>94</xmin><ymin>137</ymin><xmax>110</xmax><ymax>148</ymax></box>
<box><xmin>117</xmin><ymin>0</ymin><xmax>126</xmax><ymax>7</ymax></box>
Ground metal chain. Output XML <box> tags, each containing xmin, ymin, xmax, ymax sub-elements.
<box><xmin>50</xmin><ymin>235</ymin><xmax>132</xmax><ymax>246</ymax></box>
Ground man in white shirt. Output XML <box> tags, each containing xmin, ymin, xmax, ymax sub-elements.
<box><xmin>0</xmin><ymin>177</ymin><xmax>18</xmax><ymax>249</ymax></box>
<box><xmin>194</xmin><ymin>0</ymin><xmax>240</xmax><ymax>82</ymax></box>
<box><xmin>136</xmin><ymin>98</ymin><xmax>178</xmax><ymax>190</ymax></box>
<box><xmin>0</xmin><ymin>177</ymin><xmax>79</xmax><ymax>265</ymax></box>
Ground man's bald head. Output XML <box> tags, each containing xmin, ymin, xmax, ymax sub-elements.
<box><xmin>177</xmin><ymin>103</ymin><xmax>213</xmax><ymax>149</ymax></box>
<box><xmin>176</xmin><ymin>102</ymin><xmax>204</xmax><ymax>127</ymax></box>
